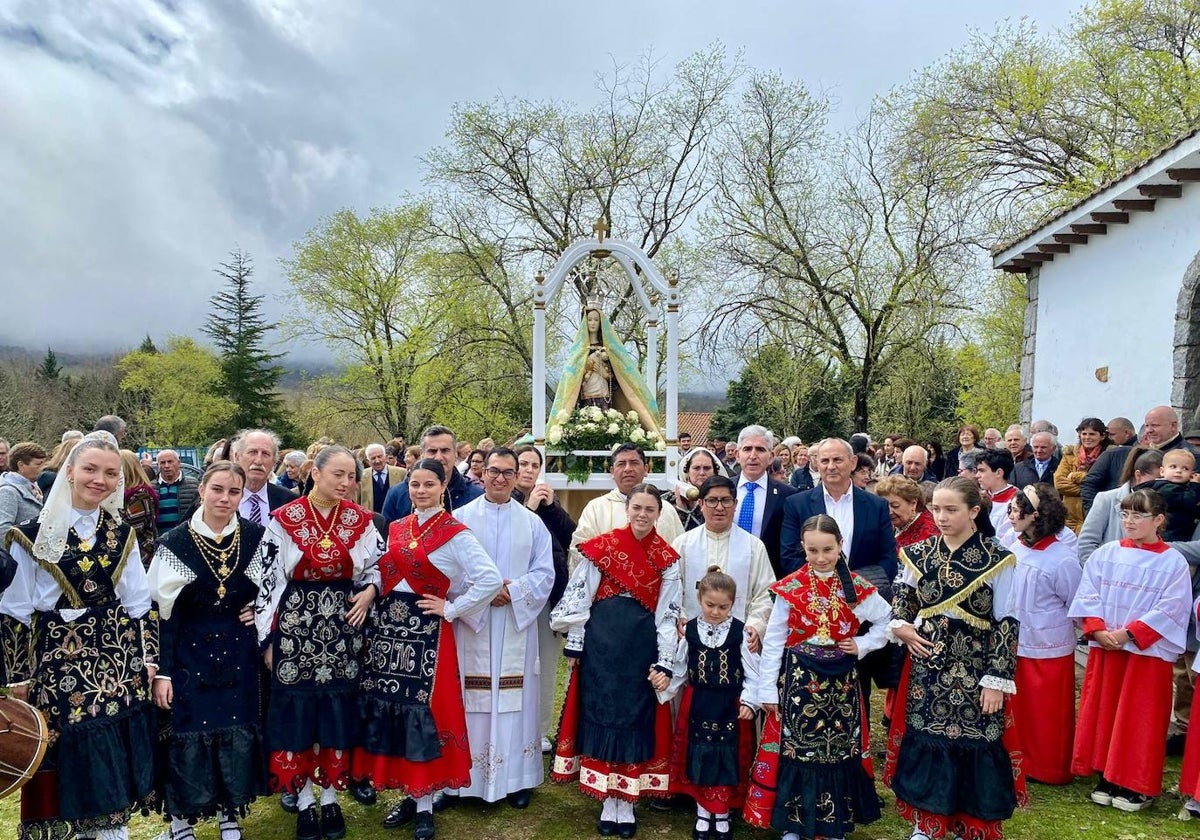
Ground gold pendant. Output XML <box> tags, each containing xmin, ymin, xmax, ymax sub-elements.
<box><xmin>217</xmin><ymin>583</ymin><xmax>226</xmax><ymax>599</ymax></box>
<box><xmin>218</xmin><ymin>564</ymin><xmax>231</xmax><ymax>577</ymax></box>
<box><xmin>318</xmin><ymin>537</ymin><xmax>334</xmax><ymax>551</ymax></box>
<box><xmin>408</xmin><ymin>540</ymin><xmax>419</xmax><ymax>549</ymax></box>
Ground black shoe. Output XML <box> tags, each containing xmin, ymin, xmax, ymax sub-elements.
<box><xmin>1169</xmin><ymin>731</ymin><xmax>1187</xmax><ymax>757</ymax></box>
<box><xmin>712</xmin><ymin>817</ymin><xmax>731</xmax><ymax>840</ymax></box>
<box><xmin>506</xmin><ymin>789</ymin><xmax>532</xmax><ymax>809</ymax></box>
<box><xmin>597</xmin><ymin>820</ymin><xmax>618</xmax><ymax>836</ymax></box>
<box><xmin>282</xmin><ymin>792</ymin><xmax>300</xmax><ymax>814</ymax></box>
<box><xmin>414</xmin><ymin>811</ymin><xmax>435</xmax><ymax>840</ymax></box>
<box><xmin>349</xmin><ymin>777</ymin><xmax>377</xmax><ymax>806</ymax></box>
<box><xmin>692</xmin><ymin>814</ymin><xmax>712</xmax><ymax>840</ymax></box>
<box><xmin>617</xmin><ymin>820</ymin><xmax>637</xmax><ymax>839</ymax></box>
<box><xmin>432</xmin><ymin>790</ymin><xmax>453</xmax><ymax>812</ymax></box>
<box><xmin>321</xmin><ymin>803</ymin><xmax>347</xmax><ymax>840</ymax></box>
<box><xmin>383</xmin><ymin>798</ymin><xmax>416</xmax><ymax>829</ymax></box>
<box><xmin>297</xmin><ymin>806</ymin><xmax>321</xmax><ymax>840</ymax></box>
<box><xmin>648</xmin><ymin>796</ymin><xmax>673</xmax><ymax>812</ymax></box>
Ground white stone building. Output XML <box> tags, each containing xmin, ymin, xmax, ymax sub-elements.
<box><xmin>993</xmin><ymin>128</ymin><xmax>1200</xmax><ymax>433</ymax></box>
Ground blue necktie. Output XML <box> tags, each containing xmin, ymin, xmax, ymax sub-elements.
<box><xmin>737</xmin><ymin>481</ymin><xmax>758</xmax><ymax>533</ymax></box>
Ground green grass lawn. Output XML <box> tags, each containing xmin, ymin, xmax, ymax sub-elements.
<box><xmin>2</xmin><ymin>661</ymin><xmax>1197</xmax><ymax>839</ymax></box>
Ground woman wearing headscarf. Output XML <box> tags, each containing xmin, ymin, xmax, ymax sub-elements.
<box><xmin>148</xmin><ymin>461</ymin><xmax>270</xmax><ymax>840</ymax></box>
<box><xmin>0</xmin><ymin>431</ymin><xmax>157</xmax><ymax>840</ymax></box>
<box><xmin>664</xmin><ymin>448</ymin><xmax>730</xmax><ymax>532</ymax></box>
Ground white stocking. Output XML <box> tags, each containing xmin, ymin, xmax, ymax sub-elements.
<box><xmin>616</xmin><ymin>799</ymin><xmax>635</xmax><ymax>823</ymax></box>
<box><xmin>600</xmin><ymin>797</ymin><xmax>619</xmax><ymax>822</ymax></box>
<box><xmin>695</xmin><ymin>803</ymin><xmax>711</xmax><ymax>832</ymax></box>
<box><xmin>296</xmin><ymin>779</ymin><xmax>316</xmax><ymax>811</ymax></box>
<box><xmin>319</xmin><ymin>785</ymin><xmax>338</xmax><ymax>806</ymax></box>
<box><xmin>416</xmin><ymin>794</ymin><xmax>434</xmax><ymax>813</ymax></box>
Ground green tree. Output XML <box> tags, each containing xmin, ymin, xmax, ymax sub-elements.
<box><xmin>138</xmin><ymin>335</ymin><xmax>158</xmax><ymax>354</ymax></box>
<box><xmin>118</xmin><ymin>337</ymin><xmax>235</xmax><ymax>444</ymax></box>
<box><xmin>955</xmin><ymin>273</ymin><xmax>1024</xmax><ymax>430</ymax></box>
<box><xmin>870</xmin><ymin>342</ymin><xmax>962</xmax><ymax>445</ymax></box>
<box><xmin>202</xmin><ymin>249</ymin><xmax>291</xmax><ymax>434</ymax></box>
<box><xmin>35</xmin><ymin>348</ymin><xmax>62</xmax><ymax>382</ymax></box>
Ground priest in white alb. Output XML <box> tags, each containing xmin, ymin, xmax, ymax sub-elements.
<box><xmin>571</xmin><ymin>443</ymin><xmax>684</xmax><ymax>560</ymax></box>
<box><xmin>672</xmin><ymin>474</ymin><xmax>775</xmax><ymax>653</ymax></box>
<box><xmin>452</xmin><ymin>448</ymin><xmax>555</xmax><ymax>809</ymax></box>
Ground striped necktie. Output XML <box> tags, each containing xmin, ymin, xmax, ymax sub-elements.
<box><xmin>249</xmin><ymin>493</ymin><xmax>263</xmax><ymax>525</ymax></box>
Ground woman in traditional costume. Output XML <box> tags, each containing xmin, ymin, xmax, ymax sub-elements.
<box><xmin>148</xmin><ymin>461</ymin><xmax>270</xmax><ymax>840</ymax></box>
<box><xmin>744</xmin><ymin>514</ymin><xmax>889</xmax><ymax>840</ymax></box>
<box><xmin>885</xmin><ymin>476</ymin><xmax>1026</xmax><ymax>840</ymax></box>
<box><xmin>354</xmin><ymin>459</ymin><xmax>502</xmax><ymax>840</ymax></box>
<box><xmin>1005</xmin><ymin>484</ymin><xmax>1081</xmax><ymax>786</ymax></box>
<box><xmin>551</xmin><ymin>483</ymin><xmax>682</xmax><ymax>838</ymax></box>
<box><xmin>255</xmin><ymin>445</ymin><xmax>381</xmax><ymax>840</ymax></box>
<box><xmin>1069</xmin><ymin>488</ymin><xmax>1192</xmax><ymax>812</ymax></box>
<box><xmin>0</xmin><ymin>431</ymin><xmax>157</xmax><ymax>840</ymax></box>
<box><xmin>120</xmin><ymin>448</ymin><xmax>160</xmax><ymax>567</ymax></box>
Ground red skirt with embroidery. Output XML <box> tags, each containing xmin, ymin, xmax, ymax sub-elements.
<box><xmin>667</xmin><ymin>684</ymin><xmax>754</xmax><ymax>812</ymax></box>
<box><xmin>350</xmin><ymin>624</ymin><xmax>472</xmax><ymax>798</ymax></box>
<box><xmin>550</xmin><ymin>665</ymin><xmax>673</xmax><ymax>802</ymax></box>
<box><xmin>1011</xmin><ymin>654</ymin><xmax>1075</xmax><ymax>785</ymax></box>
<box><xmin>1071</xmin><ymin>648</ymin><xmax>1172</xmax><ymax>796</ymax></box>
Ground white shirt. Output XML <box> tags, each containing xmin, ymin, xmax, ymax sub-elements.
<box><xmin>737</xmin><ymin>471</ymin><xmax>768</xmax><ymax>538</ymax></box>
<box><xmin>238</xmin><ymin>485</ymin><xmax>271</xmax><ymax>523</ymax></box>
<box><xmin>822</xmin><ymin>484</ymin><xmax>855</xmax><ymax>559</ymax></box>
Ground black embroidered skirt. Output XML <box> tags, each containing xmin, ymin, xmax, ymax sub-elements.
<box><xmin>265</xmin><ymin>580</ymin><xmax>363</xmax><ymax>753</ymax></box>
<box><xmin>771</xmin><ymin>643</ymin><xmax>880</xmax><ymax>837</ymax></box>
<box><xmin>577</xmin><ymin>596</ymin><xmax>657</xmax><ymax>765</ymax></box>
<box><xmin>359</xmin><ymin>591</ymin><xmax>442</xmax><ymax>762</ymax></box>
<box><xmin>162</xmin><ymin>614</ymin><xmax>267</xmax><ymax>818</ymax></box>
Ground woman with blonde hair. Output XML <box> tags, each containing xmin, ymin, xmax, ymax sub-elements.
<box><xmin>120</xmin><ymin>449</ymin><xmax>159</xmax><ymax>567</ymax></box>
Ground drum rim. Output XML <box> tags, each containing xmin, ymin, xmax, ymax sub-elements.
<box><xmin>0</xmin><ymin>697</ymin><xmax>49</xmax><ymax>801</ymax></box>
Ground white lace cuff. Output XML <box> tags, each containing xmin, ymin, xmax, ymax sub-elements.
<box><xmin>886</xmin><ymin>617</ymin><xmax>915</xmax><ymax>645</ymax></box>
<box><xmin>979</xmin><ymin>675</ymin><xmax>1016</xmax><ymax>695</ymax></box>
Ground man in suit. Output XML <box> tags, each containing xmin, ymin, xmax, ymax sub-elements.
<box><xmin>732</xmin><ymin>425</ymin><xmax>797</xmax><ymax>576</ymax></box>
<box><xmin>780</xmin><ymin>437</ymin><xmax>897</xmax><ymax>580</ymax></box>
<box><xmin>779</xmin><ymin>436</ymin><xmax>898</xmax><ymax>711</ymax></box>
<box><xmin>382</xmin><ymin>425</ymin><xmax>484</xmax><ymax>521</ymax></box>
<box><xmin>1012</xmin><ymin>431</ymin><xmax>1061</xmax><ymax>488</ymax></box>
<box><xmin>358</xmin><ymin>443</ymin><xmax>406</xmax><ymax>514</ymax></box>
<box><xmin>232</xmin><ymin>429</ymin><xmax>296</xmax><ymax>525</ymax></box>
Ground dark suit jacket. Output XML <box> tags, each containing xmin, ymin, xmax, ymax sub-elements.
<box><xmin>382</xmin><ymin>468</ymin><xmax>483</xmax><ymax>522</ymax></box>
<box><xmin>749</xmin><ymin>476</ymin><xmax>798</xmax><ymax>577</ymax></box>
<box><xmin>1013</xmin><ymin>455</ymin><xmax>1061</xmax><ymax>489</ymax></box>
<box><xmin>780</xmin><ymin>486</ymin><xmax>897</xmax><ymax>580</ymax></box>
<box><xmin>266</xmin><ymin>482</ymin><xmax>298</xmax><ymax>512</ymax></box>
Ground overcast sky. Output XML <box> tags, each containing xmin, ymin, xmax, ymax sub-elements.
<box><xmin>0</xmin><ymin>0</ymin><xmax>1081</xmax><ymax>357</ymax></box>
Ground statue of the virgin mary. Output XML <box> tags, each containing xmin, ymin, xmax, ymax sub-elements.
<box><xmin>549</xmin><ymin>304</ymin><xmax>663</xmax><ymax>439</ymax></box>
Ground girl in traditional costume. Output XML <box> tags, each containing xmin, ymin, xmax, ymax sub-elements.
<box><xmin>0</xmin><ymin>431</ymin><xmax>157</xmax><ymax>840</ymax></box>
<box><xmin>1005</xmin><ymin>484</ymin><xmax>1081</xmax><ymax>786</ymax></box>
<box><xmin>255</xmin><ymin>446</ymin><xmax>381</xmax><ymax>840</ymax></box>
<box><xmin>1069</xmin><ymin>488</ymin><xmax>1192</xmax><ymax>812</ymax></box>
<box><xmin>665</xmin><ymin>566</ymin><xmax>756</xmax><ymax>840</ymax></box>
<box><xmin>354</xmin><ymin>459</ymin><xmax>502</xmax><ymax>840</ymax></box>
<box><xmin>551</xmin><ymin>483</ymin><xmax>682</xmax><ymax>838</ymax></box>
<box><xmin>744</xmin><ymin>514</ymin><xmax>889</xmax><ymax>840</ymax></box>
<box><xmin>885</xmin><ymin>476</ymin><xmax>1025</xmax><ymax>840</ymax></box>
<box><xmin>148</xmin><ymin>461</ymin><xmax>270</xmax><ymax>840</ymax></box>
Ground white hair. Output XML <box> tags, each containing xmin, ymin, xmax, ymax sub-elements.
<box><xmin>1005</xmin><ymin>424</ymin><xmax>1025</xmax><ymax>437</ymax></box>
<box><xmin>737</xmin><ymin>425</ymin><xmax>775</xmax><ymax>448</ymax></box>
<box><xmin>1031</xmin><ymin>431</ymin><xmax>1058</xmax><ymax>447</ymax></box>
<box><xmin>232</xmin><ymin>429</ymin><xmax>281</xmax><ymax>458</ymax></box>
<box><xmin>61</xmin><ymin>430</ymin><xmax>83</xmax><ymax>443</ymax></box>
<box><xmin>365</xmin><ymin>443</ymin><xmax>386</xmax><ymax>457</ymax></box>
<box><xmin>817</xmin><ymin>438</ymin><xmax>854</xmax><ymax>459</ymax></box>
<box><xmin>283</xmin><ymin>450</ymin><xmax>306</xmax><ymax>467</ymax></box>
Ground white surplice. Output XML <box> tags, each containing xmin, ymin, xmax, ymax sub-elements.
<box><xmin>671</xmin><ymin>525</ymin><xmax>775</xmax><ymax>638</ymax></box>
<box><xmin>453</xmin><ymin>497</ymin><xmax>555</xmax><ymax>801</ymax></box>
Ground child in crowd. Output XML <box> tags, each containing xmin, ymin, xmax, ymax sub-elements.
<box><xmin>1069</xmin><ymin>489</ymin><xmax>1193</xmax><ymax>811</ymax></box>
<box><xmin>1152</xmin><ymin>449</ymin><xmax>1200</xmax><ymax>540</ymax></box>
<box><xmin>745</xmin><ymin>514</ymin><xmax>890</xmax><ymax>840</ymax></box>
<box><xmin>666</xmin><ymin>566</ymin><xmax>756</xmax><ymax>840</ymax></box>
<box><xmin>1006</xmin><ymin>484</ymin><xmax>1082</xmax><ymax>784</ymax></box>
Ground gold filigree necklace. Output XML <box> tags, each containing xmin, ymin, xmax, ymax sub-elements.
<box><xmin>408</xmin><ymin>510</ymin><xmax>446</xmax><ymax>550</ymax></box>
<box><xmin>190</xmin><ymin>523</ymin><xmax>241</xmax><ymax>599</ymax></box>
<box><xmin>308</xmin><ymin>498</ymin><xmax>342</xmax><ymax>551</ymax></box>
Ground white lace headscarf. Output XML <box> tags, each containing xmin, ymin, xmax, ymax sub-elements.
<box><xmin>33</xmin><ymin>430</ymin><xmax>125</xmax><ymax>565</ymax></box>
<box><xmin>676</xmin><ymin>446</ymin><xmax>730</xmax><ymax>484</ymax></box>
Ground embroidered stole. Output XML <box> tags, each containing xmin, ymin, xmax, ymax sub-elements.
<box><xmin>273</xmin><ymin>496</ymin><xmax>373</xmax><ymax>581</ymax></box>
<box><xmin>380</xmin><ymin>512</ymin><xmax>463</xmax><ymax>598</ymax></box>
<box><xmin>771</xmin><ymin>567</ymin><xmax>876</xmax><ymax>645</ymax></box>
<box><xmin>456</xmin><ymin>501</ymin><xmax>533</xmax><ymax>714</ymax></box>
<box><xmin>681</xmin><ymin>527</ymin><xmax>753</xmax><ymax>624</ymax></box>
<box><xmin>579</xmin><ymin>525</ymin><xmax>678</xmax><ymax>612</ymax></box>
<box><xmin>900</xmin><ymin>535</ymin><xmax>1015</xmax><ymax>629</ymax></box>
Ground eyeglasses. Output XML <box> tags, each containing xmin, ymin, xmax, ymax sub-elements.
<box><xmin>1119</xmin><ymin>511</ymin><xmax>1153</xmax><ymax>521</ymax></box>
<box><xmin>702</xmin><ymin>497</ymin><xmax>736</xmax><ymax>509</ymax></box>
<box><xmin>484</xmin><ymin>467</ymin><xmax>517</xmax><ymax>479</ymax></box>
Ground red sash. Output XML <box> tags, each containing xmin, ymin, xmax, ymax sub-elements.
<box><xmin>770</xmin><ymin>566</ymin><xmax>876</xmax><ymax>645</ymax></box>
<box><xmin>578</xmin><ymin>525</ymin><xmax>678</xmax><ymax>612</ymax></box>
<box><xmin>379</xmin><ymin>512</ymin><xmax>466</xmax><ymax>598</ymax></box>
<box><xmin>273</xmin><ymin>496</ymin><xmax>374</xmax><ymax>581</ymax></box>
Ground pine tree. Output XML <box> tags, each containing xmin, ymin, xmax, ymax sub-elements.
<box><xmin>202</xmin><ymin>249</ymin><xmax>290</xmax><ymax>433</ymax></box>
<box><xmin>138</xmin><ymin>335</ymin><xmax>158</xmax><ymax>354</ymax></box>
<box><xmin>35</xmin><ymin>348</ymin><xmax>62</xmax><ymax>381</ymax></box>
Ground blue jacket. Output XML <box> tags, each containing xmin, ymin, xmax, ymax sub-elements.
<box><xmin>779</xmin><ymin>485</ymin><xmax>897</xmax><ymax>579</ymax></box>
<box><xmin>382</xmin><ymin>467</ymin><xmax>482</xmax><ymax>522</ymax></box>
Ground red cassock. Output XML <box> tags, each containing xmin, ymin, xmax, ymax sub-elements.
<box><xmin>1011</xmin><ymin>655</ymin><xmax>1076</xmax><ymax>784</ymax></box>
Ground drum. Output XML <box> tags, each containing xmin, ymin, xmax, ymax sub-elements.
<box><xmin>0</xmin><ymin>694</ymin><xmax>49</xmax><ymax>799</ymax></box>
